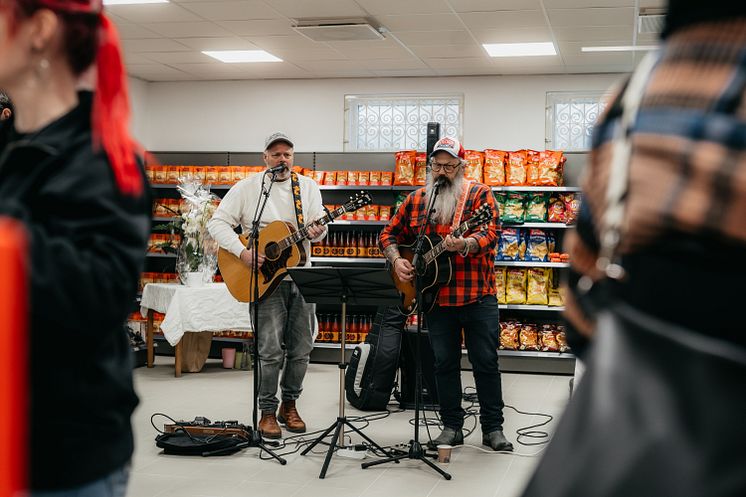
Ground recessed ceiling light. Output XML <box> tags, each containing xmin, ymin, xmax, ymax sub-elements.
<box><xmin>483</xmin><ymin>42</ymin><xmax>556</xmax><ymax>57</ymax></box>
<box><xmin>581</xmin><ymin>45</ymin><xmax>658</xmax><ymax>52</ymax></box>
<box><xmin>104</xmin><ymin>0</ymin><xmax>168</xmax><ymax>5</ymax></box>
<box><xmin>202</xmin><ymin>50</ymin><xmax>283</xmax><ymax>63</ymax></box>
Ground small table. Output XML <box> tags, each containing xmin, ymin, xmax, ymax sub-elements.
<box><xmin>140</xmin><ymin>283</ymin><xmax>252</xmax><ymax>377</ymax></box>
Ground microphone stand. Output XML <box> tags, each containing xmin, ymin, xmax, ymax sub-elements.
<box><xmin>243</xmin><ymin>167</ymin><xmax>287</xmax><ymax>464</ymax></box>
<box><xmin>362</xmin><ymin>177</ymin><xmax>451</xmax><ymax>480</ymax></box>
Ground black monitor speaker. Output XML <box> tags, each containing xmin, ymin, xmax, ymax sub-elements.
<box><xmin>425</xmin><ymin>122</ymin><xmax>441</xmax><ymax>157</ymax></box>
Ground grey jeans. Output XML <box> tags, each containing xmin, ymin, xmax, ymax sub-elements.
<box><xmin>256</xmin><ymin>280</ymin><xmax>315</xmax><ymax>412</ymax></box>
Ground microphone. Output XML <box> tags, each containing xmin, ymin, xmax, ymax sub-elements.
<box><xmin>266</xmin><ymin>163</ymin><xmax>287</xmax><ymax>175</ymax></box>
<box><xmin>433</xmin><ymin>176</ymin><xmax>446</xmax><ymax>190</ymax></box>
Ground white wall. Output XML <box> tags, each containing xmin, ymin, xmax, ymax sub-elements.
<box><xmin>135</xmin><ymin>73</ymin><xmax>624</xmax><ymax>152</ymax></box>
<box><xmin>128</xmin><ymin>76</ymin><xmax>149</xmax><ymax>147</ymax></box>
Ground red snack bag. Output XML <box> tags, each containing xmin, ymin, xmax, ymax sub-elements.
<box><xmin>483</xmin><ymin>149</ymin><xmax>507</xmax><ymax>186</ymax></box>
<box><xmin>348</xmin><ymin>171</ymin><xmax>359</xmax><ymax>185</ymax></box>
<box><xmin>379</xmin><ymin>205</ymin><xmax>392</xmax><ymax>221</ymax></box>
<box><xmin>506</xmin><ymin>151</ymin><xmax>527</xmax><ymax>185</ymax></box>
<box><xmin>311</xmin><ymin>170</ymin><xmax>325</xmax><ymax>184</ymax></box>
<box><xmin>358</xmin><ymin>171</ymin><xmax>370</xmax><ymax>186</ymax></box>
<box><xmin>323</xmin><ymin>171</ymin><xmax>337</xmax><ymax>185</ymax></box>
<box><xmin>547</xmin><ymin>195</ymin><xmax>566</xmax><ymax>223</ymax></box>
<box><xmin>499</xmin><ymin>321</ymin><xmax>520</xmax><ymax>350</ymax></box>
<box><xmin>369</xmin><ymin>171</ymin><xmax>381</xmax><ymax>186</ymax></box>
<box><xmin>464</xmin><ymin>150</ymin><xmax>485</xmax><ymax>183</ymax></box>
<box><xmin>394</xmin><ymin>150</ymin><xmax>416</xmax><ymax>186</ymax></box>
<box><xmin>519</xmin><ymin>323</ymin><xmax>540</xmax><ymax>351</ymax></box>
<box><xmin>336</xmin><ymin>171</ymin><xmax>349</xmax><ymax>186</ymax></box>
<box><xmin>414</xmin><ymin>152</ymin><xmax>427</xmax><ymax>186</ymax></box>
<box><xmin>540</xmin><ymin>325</ymin><xmax>559</xmax><ymax>352</ymax></box>
<box><xmin>381</xmin><ymin>172</ymin><xmax>393</xmax><ymax>186</ymax></box>
<box><xmin>562</xmin><ymin>194</ymin><xmax>580</xmax><ymax>225</ymax></box>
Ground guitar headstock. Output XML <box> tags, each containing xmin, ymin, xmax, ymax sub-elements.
<box><xmin>343</xmin><ymin>191</ymin><xmax>373</xmax><ymax>213</ymax></box>
<box><xmin>468</xmin><ymin>204</ymin><xmax>493</xmax><ymax>229</ymax></box>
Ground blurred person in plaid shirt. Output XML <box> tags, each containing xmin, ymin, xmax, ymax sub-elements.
<box><xmin>380</xmin><ymin>137</ymin><xmax>513</xmax><ymax>452</ymax></box>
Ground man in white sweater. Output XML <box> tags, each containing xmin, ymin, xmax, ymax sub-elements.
<box><xmin>207</xmin><ymin>132</ymin><xmax>326</xmax><ymax>439</ymax></box>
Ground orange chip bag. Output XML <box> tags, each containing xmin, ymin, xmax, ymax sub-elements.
<box><xmin>348</xmin><ymin>171</ymin><xmax>359</xmax><ymax>185</ymax></box>
<box><xmin>358</xmin><ymin>171</ymin><xmax>370</xmax><ymax>185</ymax></box>
<box><xmin>167</xmin><ymin>166</ymin><xmax>181</xmax><ymax>184</ymax></box>
<box><xmin>484</xmin><ymin>150</ymin><xmax>507</xmax><ymax>186</ymax></box>
<box><xmin>537</xmin><ymin>150</ymin><xmax>565</xmax><ymax>186</ymax></box>
<box><xmin>519</xmin><ymin>323</ymin><xmax>540</xmax><ymax>351</ymax></box>
<box><xmin>414</xmin><ymin>153</ymin><xmax>427</xmax><ymax>186</ymax></box>
<box><xmin>394</xmin><ymin>150</ymin><xmax>416</xmax><ymax>186</ymax></box>
<box><xmin>379</xmin><ymin>205</ymin><xmax>392</xmax><ymax>221</ymax></box>
<box><xmin>145</xmin><ymin>165</ymin><xmax>155</xmax><ymax>183</ymax></box>
<box><xmin>499</xmin><ymin>321</ymin><xmax>520</xmax><ymax>350</ymax></box>
<box><xmin>218</xmin><ymin>166</ymin><xmax>232</xmax><ymax>185</ymax></box>
<box><xmin>506</xmin><ymin>151</ymin><xmax>527</xmax><ymax>186</ymax></box>
<box><xmin>381</xmin><ymin>171</ymin><xmax>393</xmax><ymax>186</ymax></box>
<box><xmin>336</xmin><ymin>171</ymin><xmax>349</xmax><ymax>186</ymax></box>
<box><xmin>525</xmin><ymin>150</ymin><xmax>541</xmax><ymax>185</ymax></box>
<box><xmin>323</xmin><ymin>171</ymin><xmax>337</xmax><ymax>185</ymax></box>
<box><xmin>464</xmin><ymin>150</ymin><xmax>484</xmax><ymax>183</ymax></box>
<box><xmin>311</xmin><ymin>170</ymin><xmax>325</xmax><ymax>184</ymax></box>
<box><xmin>205</xmin><ymin>167</ymin><xmax>219</xmax><ymax>184</ymax></box>
<box><xmin>369</xmin><ymin>171</ymin><xmax>382</xmax><ymax>186</ymax></box>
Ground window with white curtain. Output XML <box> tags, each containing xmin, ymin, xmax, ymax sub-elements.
<box><xmin>545</xmin><ymin>92</ymin><xmax>609</xmax><ymax>152</ymax></box>
<box><xmin>344</xmin><ymin>94</ymin><xmax>463</xmax><ymax>152</ymax></box>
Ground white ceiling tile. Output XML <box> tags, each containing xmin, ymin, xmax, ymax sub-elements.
<box><xmin>543</xmin><ymin>0</ymin><xmax>634</xmax><ymax>7</ymax></box>
<box><xmin>424</xmin><ymin>57</ymin><xmax>494</xmax><ymax>69</ymax></box>
<box><xmin>229</xmin><ymin>64</ymin><xmax>312</xmax><ymax>78</ymax></box>
<box><xmin>123</xmin><ymin>52</ymin><xmax>157</xmax><ymax>65</ymax></box>
<box><xmin>167</xmin><ymin>62</ymin><xmax>242</xmax><ymax>77</ymax></box>
<box><xmin>371</xmin><ymin>68</ymin><xmax>438</xmax><ymax>77</ymax></box>
<box><xmin>138</xmin><ymin>51</ymin><xmax>216</xmax><ymax>64</ymax></box>
<box><xmin>558</xmin><ymin>40</ymin><xmax>637</xmax><ymax>58</ymax></box>
<box><xmin>327</xmin><ymin>38</ymin><xmax>412</xmax><ymax>59</ymax></box>
<box><xmin>547</xmin><ymin>8</ymin><xmax>636</xmax><ymax>27</ymax></box>
<box><xmin>433</xmin><ymin>67</ymin><xmax>500</xmax><ymax>76</ymax></box>
<box><xmin>563</xmin><ymin>63</ymin><xmax>633</xmax><ymax>74</ymax></box>
<box><xmin>218</xmin><ymin>19</ymin><xmax>296</xmax><ymax>36</ymax></box>
<box><xmin>293</xmin><ymin>59</ymin><xmax>368</xmax><ymax>71</ymax></box>
<box><xmin>562</xmin><ymin>53</ymin><xmax>634</xmax><ymax>65</ymax></box>
<box><xmin>355</xmin><ymin>0</ymin><xmax>452</xmax><ymax>15</ymax></box>
<box><xmin>179</xmin><ymin>1</ymin><xmax>281</xmax><ymax>21</ymax></box>
<box><xmin>172</xmin><ymin>37</ymin><xmax>259</xmax><ymax>50</ymax></box>
<box><xmin>411</xmin><ymin>44</ymin><xmax>485</xmax><ymax>58</ymax></box>
<box><xmin>144</xmin><ymin>21</ymin><xmax>233</xmax><ymax>38</ymax></box>
<box><xmin>106</xmin><ymin>4</ymin><xmax>202</xmax><ymax>23</ymax></box>
<box><xmin>122</xmin><ymin>38</ymin><xmax>192</xmax><ymax>52</ymax></box>
<box><xmin>471</xmin><ymin>26</ymin><xmax>553</xmax><ymax>43</ymax></box>
<box><xmin>268</xmin><ymin>47</ymin><xmax>347</xmax><ymax>61</ymax></box>
<box><xmin>553</xmin><ymin>25</ymin><xmax>634</xmax><ymax>42</ymax></box>
<box><xmin>266</xmin><ymin>0</ymin><xmax>367</xmax><ymax>18</ymax></box>
<box><xmin>458</xmin><ymin>10</ymin><xmax>547</xmax><ymax>30</ymax></box>
<box><xmin>311</xmin><ymin>69</ymin><xmax>376</xmax><ymax>78</ymax></box>
<box><xmin>492</xmin><ymin>56</ymin><xmax>563</xmax><ymax>68</ymax></box>
<box><xmin>114</xmin><ymin>22</ymin><xmax>161</xmax><ymax>40</ymax></box>
<box><xmin>495</xmin><ymin>66</ymin><xmax>566</xmax><ymax>75</ymax></box>
<box><xmin>246</xmin><ymin>34</ymin><xmax>327</xmax><ymax>49</ymax></box>
<box><xmin>380</xmin><ymin>13</ymin><xmax>463</xmax><ymax>32</ymax></box>
<box><xmin>389</xmin><ymin>30</ymin><xmax>473</xmax><ymax>46</ymax></box>
<box><xmin>446</xmin><ymin>0</ymin><xmax>542</xmax><ymax>12</ymax></box>
<box><xmin>126</xmin><ymin>63</ymin><xmax>192</xmax><ymax>80</ymax></box>
<box><xmin>361</xmin><ymin>58</ymin><xmax>428</xmax><ymax>70</ymax></box>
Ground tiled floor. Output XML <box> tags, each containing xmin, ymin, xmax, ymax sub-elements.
<box><xmin>127</xmin><ymin>358</ymin><xmax>571</xmax><ymax>497</ymax></box>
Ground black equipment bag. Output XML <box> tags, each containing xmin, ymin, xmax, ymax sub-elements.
<box><xmin>155</xmin><ymin>432</ymin><xmax>246</xmax><ymax>457</ymax></box>
<box><xmin>521</xmin><ymin>303</ymin><xmax>746</xmax><ymax>497</ymax></box>
<box><xmin>345</xmin><ymin>306</ymin><xmax>406</xmax><ymax>411</ymax></box>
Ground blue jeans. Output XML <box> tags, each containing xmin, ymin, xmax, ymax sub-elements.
<box><xmin>426</xmin><ymin>294</ymin><xmax>505</xmax><ymax>434</ymax></box>
<box><xmin>256</xmin><ymin>280</ymin><xmax>315</xmax><ymax>412</ymax></box>
<box><xmin>32</xmin><ymin>466</ymin><xmax>129</xmax><ymax>497</ymax></box>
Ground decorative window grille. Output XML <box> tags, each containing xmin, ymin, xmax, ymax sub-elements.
<box><xmin>344</xmin><ymin>94</ymin><xmax>463</xmax><ymax>152</ymax></box>
<box><xmin>546</xmin><ymin>92</ymin><xmax>608</xmax><ymax>152</ymax></box>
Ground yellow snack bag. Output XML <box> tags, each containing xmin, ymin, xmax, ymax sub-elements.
<box><xmin>495</xmin><ymin>266</ymin><xmax>507</xmax><ymax>304</ymax></box>
<box><xmin>506</xmin><ymin>268</ymin><xmax>527</xmax><ymax>304</ymax></box>
<box><xmin>526</xmin><ymin>268</ymin><xmax>549</xmax><ymax>305</ymax></box>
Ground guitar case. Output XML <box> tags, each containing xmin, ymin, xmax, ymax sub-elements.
<box><xmin>345</xmin><ymin>306</ymin><xmax>407</xmax><ymax>411</ymax></box>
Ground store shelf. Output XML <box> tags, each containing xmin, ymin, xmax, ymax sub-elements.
<box><xmin>146</xmin><ymin>253</ymin><xmax>177</xmax><ymax>259</ymax></box>
<box><xmin>314</xmin><ymin>343</ymin><xmax>357</xmax><ymax>350</ymax></box>
<box><xmin>492</xmin><ymin>186</ymin><xmax>581</xmax><ymax>192</ymax></box>
<box><xmin>495</xmin><ymin>261</ymin><xmax>569</xmax><ymax>268</ymax></box>
<box><xmin>497</xmin><ymin>350</ymin><xmax>575</xmax><ymax>360</ymax></box>
<box><xmin>310</xmin><ymin>257</ymin><xmax>386</xmax><ymax>264</ymax></box>
<box><xmin>328</xmin><ymin>220</ymin><xmax>388</xmax><ymax>226</ymax></box>
<box><xmin>152</xmin><ymin>216</ymin><xmax>177</xmax><ymax>222</ymax></box>
<box><xmin>150</xmin><ymin>183</ymin><xmax>232</xmax><ymax>190</ymax></box>
<box><xmin>499</xmin><ymin>304</ymin><xmax>565</xmax><ymax>311</ymax></box>
<box><xmin>320</xmin><ymin>185</ymin><xmax>394</xmax><ymax>191</ymax></box>
<box><xmin>391</xmin><ymin>186</ymin><xmax>418</xmax><ymax>191</ymax></box>
<box><xmin>501</xmin><ymin>222</ymin><xmax>571</xmax><ymax>229</ymax></box>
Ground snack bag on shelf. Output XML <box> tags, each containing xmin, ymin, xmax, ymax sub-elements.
<box><xmin>540</xmin><ymin>325</ymin><xmax>560</xmax><ymax>352</ymax></box>
<box><xmin>525</xmin><ymin>229</ymin><xmax>549</xmax><ymax>262</ymax></box>
<box><xmin>562</xmin><ymin>193</ymin><xmax>581</xmax><ymax>225</ymax></box>
<box><xmin>145</xmin><ymin>165</ymin><xmax>155</xmax><ymax>183</ymax></box>
<box><xmin>394</xmin><ymin>150</ymin><xmax>416</xmax><ymax>186</ymax></box>
<box><xmin>203</xmin><ymin>166</ymin><xmax>217</xmax><ymax>184</ymax></box>
<box><xmin>167</xmin><ymin>166</ymin><xmax>181</xmax><ymax>184</ymax></box>
<box><xmin>153</xmin><ymin>199</ymin><xmax>168</xmax><ymax>217</ymax></box>
<box><xmin>414</xmin><ymin>152</ymin><xmax>427</xmax><ymax>186</ymax></box>
<box><xmin>494</xmin><ymin>192</ymin><xmax>507</xmax><ymax>221</ymax></box>
<box><xmin>495</xmin><ymin>266</ymin><xmax>507</xmax><ymax>304</ymax></box>
<box><xmin>501</xmin><ymin>193</ymin><xmax>526</xmax><ymax>223</ymax></box>
<box><xmin>369</xmin><ymin>170</ymin><xmax>382</xmax><ymax>186</ymax></box>
<box><xmin>355</xmin><ymin>205</ymin><xmax>367</xmax><ymax>221</ymax></box>
<box><xmin>506</xmin><ymin>150</ymin><xmax>527</xmax><ymax>185</ymax></box>
<box><xmin>499</xmin><ymin>321</ymin><xmax>520</xmax><ymax>350</ymax></box>
<box><xmin>323</xmin><ymin>171</ymin><xmax>337</xmax><ymax>185</ymax></box>
<box><xmin>484</xmin><ymin>149</ymin><xmax>507</xmax><ymax>186</ymax></box>
<box><xmin>547</xmin><ymin>194</ymin><xmax>566</xmax><ymax>223</ymax></box>
<box><xmin>379</xmin><ymin>205</ymin><xmax>392</xmax><ymax>221</ymax></box>
<box><xmin>218</xmin><ymin>167</ymin><xmax>232</xmax><ymax>185</ymax></box>
<box><xmin>556</xmin><ymin>326</ymin><xmax>569</xmax><ymax>352</ymax></box>
<box><xmin>548</xmin><ymin>286</ymin><xmax>563</xmax><ymax>307</ymax></box>
<box><xmin>525</xmin><ymin>193</ymin><xmax>548</xmax><ymax>222</ymax></box>
<box><xmin>506</xmin><ymin>268</ymin><xmax>527</xmax><ymax>304</ymax></box>
<box><xmin>367</xmin><ymin>205</ymin><xmax>379</xmax><ymax>221</ymax></box>
<box><xmin>228</xmin><ymin>166</ymin><xmax>242</xmax><ymax>183</ymax></box>
<box><xmin>358</xmin><ymin>171</ymin><xmax>370</xmax><ymax>185</ymax></box>
<box><xmin>348</xmin><ymin>170</ymin><xmax>359</xmax><ymax>185</ymax></box>
<box><xmin>537</xmin><ymin>150</ymin><xmax>565</xmax><ymax>186</ymax></box>
<box><xmin>153</xmin><ymin>166</ymin><xmax>168</xmax><ymax>184</ymax></box>
<box><xmin>381</xmin><ymin>171</ymin><xmax>394</xmax><ymax>186</ymax></box>
<box><xmin>311</xmin><ymin>170</ymin><xmax>325</xmax><ymax>184</ymax></box>
<box><xmin>497</xmin><ymin>228</ymin><xmax>523</xmax><ymax>261</ymax></box>
<box><xmin>526</xmin><ymin>267</ymin><xmax>549</xmax><ymax>305</ymax></box>
<box><xmin>464</xmin><ymin>150</ymin><xmax>485</xmax><ymax>183</ymax></box>
<box><xmin>336</xmin><ymin>170</ymin><xmax>349</xmax><ymax>186</ymax></box>
<box><xmin>394</xmin><ymin>192</ymin><xmax>408</xmax><ymax>210</ymax></box>
<box><xmin>525</xmin><ymin>150</ymin><xmax>542</xmax><ymax>185</ymax></box>
<box><xmin>546</xmin><ymin>232</ymin><xmax>556</xmax><ymax>254</ymax></box>
<box><xmin>519</xmin><ymin>323</ymin><xmax>540</xmax><ymax>351</ymax></box>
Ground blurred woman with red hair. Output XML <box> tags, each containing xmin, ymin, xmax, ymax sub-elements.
<box><xmin>0</xmin><ymin>0</ymin><xmax>151</xmax><ymax>495</ymax></box>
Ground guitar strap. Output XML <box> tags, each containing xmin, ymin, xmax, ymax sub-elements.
<box><xmin>450</xmin><ymin>179</ymin><xmax>473</xmax><ymax>231</ymax></box>
<box><xmin>290</xmin><ymin>171</ymin><xmax>304</xmax><ymax>230</ymax></box>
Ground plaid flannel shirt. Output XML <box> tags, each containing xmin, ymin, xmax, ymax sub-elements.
<box><xmin>380</xmin><ymin>182</ymin><xmax>499</xmax><ymax>307</ymax></box>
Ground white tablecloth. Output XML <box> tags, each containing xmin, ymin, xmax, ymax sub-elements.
<box><xmin>140</xmin><ymin>283</ymin><xmax>252</xmax><ymax>346</ymax></box>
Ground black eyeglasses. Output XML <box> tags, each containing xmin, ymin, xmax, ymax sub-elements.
<box><xmin>430</xmin><ymin>162</ymin><xmax>460</xmax><ymax>172</ymax></box>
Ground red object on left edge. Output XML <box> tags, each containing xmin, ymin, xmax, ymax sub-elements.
<box><xmin>0</xmin><ymin>219</ymin><xmax>28</xmax><ymax>497</ymax></box>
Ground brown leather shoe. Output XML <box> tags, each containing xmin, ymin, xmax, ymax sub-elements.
<box><xmin>278</xmin><ymin>400</ymin><xmax>306</xmax><ymax>433</ymax></box>
<box><xmin>259</xmin><ymin>411</ymin><xmax>282</xmax><ymax>439</ymax></box>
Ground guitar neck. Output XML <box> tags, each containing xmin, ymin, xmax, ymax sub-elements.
<box><xmin>423</xmin><ymin>220</ymin><xmax>473</xmax><ymax>264</ymax></box>
<box><xmin>274</xmin><ymin>206</ymin><xmax>344</xmax><ymax>251</ymax></box>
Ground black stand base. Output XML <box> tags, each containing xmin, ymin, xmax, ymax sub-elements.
<box><xmin>361</xmin><ymin>439</ymin><xmax>451</xmax><ymax>480</ymax></box>
<box><xmin>203</xmin><ymin>428</ymin><xmax>287</xmax><ymax>463</ymax></box>
<box><xmin>301</xmin><ymin>416</ymin><xmax>393</xmax><ymax>479</ymax></box>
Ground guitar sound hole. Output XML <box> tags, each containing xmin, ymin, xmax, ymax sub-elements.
<box><xmin>265</xmin><ymin>242</ymin><xmax>281</xmax><ymax>260</ymax></box>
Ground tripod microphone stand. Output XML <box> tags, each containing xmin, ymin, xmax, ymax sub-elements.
<box><xmin>241</xmin><ymin>167</ymin><xmax>287</xmax><ymax>465</ymax></box>
<box><xmin>362</xmin><ymin>178</ymin><xmax>451</xmax><ymax>480</ymax></box>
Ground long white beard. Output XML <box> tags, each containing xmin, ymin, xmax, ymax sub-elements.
<box><xmin>426</xmin><ymin>172</ymin><xmax>463</xmax><ymax>226</ymax></box>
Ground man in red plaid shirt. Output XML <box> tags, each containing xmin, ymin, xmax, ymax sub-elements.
<box><xmin>380</xmin><ymin>137</ymin><xmax>513</xmax><ymax>452</ymax></box>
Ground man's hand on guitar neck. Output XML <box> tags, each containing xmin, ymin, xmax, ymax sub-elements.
<box><xmin>240</xmin><ymin>248</ymin><xmax>265</xmax><ymax>269</ymax></box>
<box><xmin>307</xmin><ymin>222</ymin><xmax>325</xmax><ymax>240</ymax></box>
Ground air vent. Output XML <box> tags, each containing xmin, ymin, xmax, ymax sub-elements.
<box><xmin>638</xmin><ymin>8</ymin><xmax>666</xmax><ymax>34</ymax></box>
<box><xmin>293</xmin><ymin>18</ymin><xmax>384</xmax><ymax>42</ymax></box>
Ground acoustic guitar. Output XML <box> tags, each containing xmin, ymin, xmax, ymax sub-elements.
<box><xmin>392</xmin><ymin>204</ymin><xmax>493</xmax><ymax>315</ymax></box>
<box><xmin>218</xmin><ymin>191</ymin><xmax>372</xmax><ymax>303</ymax></box>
